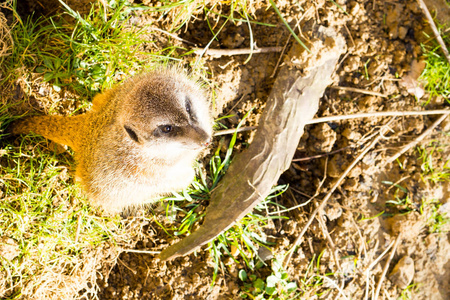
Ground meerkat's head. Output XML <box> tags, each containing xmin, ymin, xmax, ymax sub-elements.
<box><xmin>116</xmin><ymin>69</ymin><xmax>212</xmax><ymax>159</ymax></box>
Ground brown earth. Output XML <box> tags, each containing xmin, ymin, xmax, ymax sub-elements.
<box><xmin>7</xmin><ymin>0</ymin><xmax>450</xmax><ymax>299</ymax></box>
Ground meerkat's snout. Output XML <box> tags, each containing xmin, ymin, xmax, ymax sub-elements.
<box><xmin>190</xmin><ymin>126</ymin><xmax>212</xmax><ymax>147</ymax></box>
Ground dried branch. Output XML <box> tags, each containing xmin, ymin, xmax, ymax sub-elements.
<box><xmin>120</xmin><ymin>249</ymin><xmax>161</xmax><ymax>255</ymax></box>
<box><xmin>330</xmin><ymin>85</ymin><xmax>387</xmax><ymax>97</ymax></box>
<box><xmin>150</xmin><ymin>27</ymin><xmax>197</xmax><ymax>46</ymax></box>
<box><xmin>214</xmin><ymin>109</ymin><xmax>450</xmax><ymax>136</ymax></box>
<box><xmin>308</xmin><ymin>109</ymin><xmax>450</xmax><ymax>124</ymax></box>
<box><xmin>374</xmin><ymin>235</ymin><xmax>402</xmax><ymax>300</ymax></box>
<box><xmin>384</xmin><ymin>112</ymin><xmax>449</xmax><ymax>165</ymax></box>
<box><xmin>213</xmin><ymin>126</ymin><xmax>257</xmax><ymax>136</ymax></box>
<box><xmin>364</xmin><ymin>238</ymin><xmax>395</xmax><ymax>300</ymax></box>
<box><xmin>417</xmin><ymin>0</ymin><xmax>450</xmax><ymax>65</ymax></box>
<box><xmin>193</xmin><ymin>46</ymin><xmax>283</xmax><ymax>56</ymax></box>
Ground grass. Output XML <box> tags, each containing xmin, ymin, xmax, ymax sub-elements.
<box><xmin>398</xmin><ymin>283</ymin><xmax>420</xmax><ymax>300</ymax></box>
<box><xmin>417</xmin><ymin>141</ymin><xmax>450</xmax><ymax>183</ymax></box>
<box><xmin>239</xmin><ymin>258</ymin><xmax>299</xmax><ymax>299</ymax></box>
<box><xmin>0</xmin><ymin>130</ymin><xmax>126</xmax><ymax>298</ymax></box>
<box><xmin>420</xmin><ymin>23</ymin><xmax>450</xmax><ymax>104</ymax></box>
<box><xmin>381</xmin><ymin>182</ymin><xmax>417</xmax><ymax>215</ymax></box>
<box><xmin>142</xmin><ymin>0</ymin><xmax>268</xmax><ymax>32</ymax></box>
<box><xmin>2</xmin><ymin>0</ymin><xmax>181</xmax><ymax>102</ymax></box>
<box><xmin>415</xmin><ymin>142</ymin><xmax>450</xmax><ymax>234</ymax></box>
<box><xmin>421</xmin><ymin>198</ymin><xmax>450</xmax><ymax>233</ymax></box>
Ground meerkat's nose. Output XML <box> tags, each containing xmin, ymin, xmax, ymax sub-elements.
<box><xmin>203</xmin><ymin>137</ymin><xmax>212</xmax><ymax>147</ymax></box>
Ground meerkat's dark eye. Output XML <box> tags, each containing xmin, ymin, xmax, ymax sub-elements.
<box><xmin>185</xmin><ymin>97</ymin><xmax>197</xmax><ymax>122</ymax></box>
<box><xmin>124</xmin><ymin>125</ymin><xmax>139</xmax><ymax>143</ymax></box>
<box><xmin>160</xmin><ymin>125</ymin><xmax>173</xmax><ymax>133</ymax></box>
<box><xmin>185</xmin><ymin>98</ymin><xmax>192</xmax><ymax>114</ymax></box>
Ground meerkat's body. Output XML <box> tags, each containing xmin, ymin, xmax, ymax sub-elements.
<box><xmin>9</xmin><ymin>69</ymin><xmax>212</xmax><ymax>213</ymax></box>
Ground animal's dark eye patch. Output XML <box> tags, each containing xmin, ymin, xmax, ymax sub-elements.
<box><xmin>185</xmin><ymin>97</ymin><xmax>192</xmax><ymax>114</ymax></box>
<box><xmin>124</xmin><ymin>125</ymin><xmax>139</xmax><ymax>143</ymax></box>
<box><xmin>160</xmin><ymin>125</ymin><xmax>173</xmax><ymax>133</ymax></box>
<box><xmin>185</xmin><ymin>96</ymin><xmax>197</xmax><ymax>122</ymax></box>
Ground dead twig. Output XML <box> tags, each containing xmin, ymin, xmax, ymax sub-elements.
<box><xmin>385</xmin><ymin>176</ymin><xmax>411</xmax><ymax>194</ymax></box>
<box><xmin>117</xmin><ymin>257</ymin><xmax>137</xmax><ymax>275</ymax></box>
<box><xmin>351</xmin><ymin>216</ymin><xmax>368</xmax><ymax>266</ymax></box>
<box><xmin>214</xmin><ymin>109</ymin><xmax>450</xmax><ymax>136</ymax></box>
<box><xmin>119</xmin><ymin>248</ymin><xmax>161</xmax><ymax>255</ymax></box>
<box><xmin>193</xmin><ymin>46</ymin><xmax>283</xmax><ymax>56</ymax></box>
<box><xmin>384</xmin><ymin>112</ymin><xmax>449</xmax><ymax>165</ymax></box>
<box><xmin>293</xmin><ymin>146</ymin><xmax>352</xmax><ymax>162</ymax></box>
<box><xmin>150</xmin><ymin>27</ymin><xmax>197</xmax><ymax>46</ymax></box>
<box><xmin>417</xmin><ymin>0</ymin><xmax>450</xmax><ymax>65</ymax></box>
<box><xmin>213</xmin><ymin>126</ymin><xmax>257</xmax><ymax>136</ymax></box>
<box><xmin>75</xmin><ymin>214</ymin><xmax>81</xmax><ymax>243</ymax></box>
<box><xmin>316</xmin><ymin>275</ymin><xmax>349</xmax><ymax>300</ymax></box>
<box><xmin>308</xmin><ymin>109</ymin><xmax>450</xmax><ymax>124</ymax></box>
<box><xmin>283</xmin><ymin>118</ymin><xmax>396</xmax><ymax>268</ymax></box>
<box><xmin>270</xmin><ymin>35</ymin><xmax>291</xmax><ymax>78</ymax></box>
<box><xmin>290</xmin><ymin>186</ymin><xmax>313</xmax><ymax>198</ymax></box>
<box><xmin>364</xmin><ymin>238</ymin><xmax>394</xmax><ymax>300</ymax></box>
<box><xmin>374</xmin><ymin>234</ymin><xmax>402</xmax><ymax>300</ymax></box>
<box><xmin>330</xmin><ymin>85</ymin><xmax>387</xmax><ymax>97</ymax></box>
<box><xmin>344</xmin><ymin>23</ymin><xmax>356</xmax><ymax>49</ymax></box>
<box><xmin>224</xmin><ymin>95</ymin><xmax>246</xmax><ymax>116</ymax></box>
<box><xmin>316</xmin><ymin>213</ymin><xmax>342</xmax><ymax>270</ymax></box>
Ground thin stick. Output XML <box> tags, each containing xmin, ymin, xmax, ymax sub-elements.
<box><xmin>384</xmin><ymin>112</ymin><xmax>449</xmax><ymax>165</ymax></box>
<box><xmin>364</xmin><ymin>239</ymin><xmax>395</xmax><ymax>300</ymax></box>
<box><xmin>194</xmin><ymin>46</ymin><xmax>283</xmax><ymax>56</ymax></box>
<box><xmin>224</xmin><ymin>95</ymin><xmax>246</xmax><ymax>116</ymax></box>
<box><xmin>74</xmin><ymin>214</ymin><xmax>81</xmax><ymax>243</ymax></box>
<box><xmin>374</xmin><ymin>235</ymin><xmax>402</xmax><ymax>300</ymax></box>
<box><xmin>417</xmin><ymin>0</ymin><xmax>450</xmax><ymax>65</ymax></box>
<box><xmin>308</xmin><ymin>109</ymin><xmax>449</xmax><ymax>124</ymax></box>
<box><xmin>120</xmin><ymin>248</ymin><xmax>161</xmax><ymax>255</ymax></box>
<box><xmin>150</xmin><ymin>27</ymin><xmax>197</xmax><ymax>46</ymax></box>
<box><xmin>316</xmin><ymin>214</ymin><xmax>342</xmax><ymax>270</ymax></box>
<box><xmin>293</xmin><ymin>146</ymin><xmax>352</xmax><ymax>161</ymax></box>
<box><xmin>330</xmin><ymin>85</ymin><xmax>387</xmax><ymax>97</ymax></box>
<box><xmin>316</xmin><ymin>275</ymin><xmax>349</xmax><ymax>300</ymax></box>
<box><xmin>271</xmin><ymin>35</ymin><xmax>291</xmax><ymax>78</ymax></box>
<box><xmin>213</xmin><ymin>109</ymin><xmax>450</xmax><ymax>136</ymax></box>
<box><xmin>117</xmin><ymin>257</ymin><xmax>137</xmax><ymax>275</ymax></box>
<box><xmin>290</xmin><ymin>186</ymin><xmax>313</xmax><ymax>198</ymax></box>
<box><xmin>343</xmin><ymin>23</ymin><xmax>356</xmax><ymax>49</ymax></box>
<box><xmin>282</xmin><ymin>118</ymin><xmax>395</xmax><ymax>268</ymax></box>
<box><xmin>214</xmin><ymin>126</ymin><xmax>257</xmax><ymax>136</ymax></box>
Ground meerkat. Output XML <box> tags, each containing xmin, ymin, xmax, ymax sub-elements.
<box><xmin>8</xmin><ymin>68</ymin><xmax>213</xmax><ymax>213</ymax></box>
